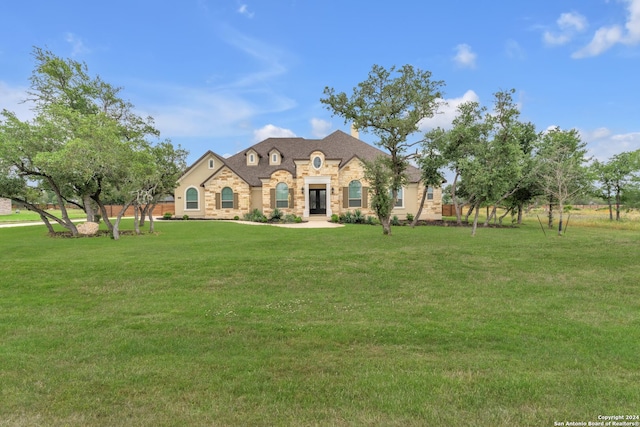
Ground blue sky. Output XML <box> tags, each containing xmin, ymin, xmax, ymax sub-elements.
<box><xmin>1</xmin><ymin>0</ymin><xmax>640</xmax><ymax>165</ymax></box>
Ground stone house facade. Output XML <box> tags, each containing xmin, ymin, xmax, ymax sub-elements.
<box><xmin>175</xmin><ymin>130</ymin><xmax>442</xmax><ymax>221</ymax></box>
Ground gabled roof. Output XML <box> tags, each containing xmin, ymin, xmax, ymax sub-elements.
<box><xmin>218</xmin><ymin>130</ymin><xmax>421</xmax><ymax>186</ymax></box>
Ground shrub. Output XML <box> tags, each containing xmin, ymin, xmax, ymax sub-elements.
<box><xmin>244</xmin><ymin>209</ymin><xmax>267</xmax><ymax>223</ymax></box>
<box><xmin>94</xmin><ymin>214</ymin><xmax>102</xmax><ymax>223</ymax></box>
<box><xmin>353</xmin><ymin>209</ymin><xmax>365</xmax><ymax>224</ymax></box>
<box><xmin>182</xmin><ymin>215</ymin><xmax>189</xmax><ymax>220</ymax></box>
<box><xmin>406</xmin><ymin>213</ymin><xmax>414</xmax><ymax>222</ymax></box>
<box><xmin>233</xmin><ymin>215</ymin><xmax>240</xmax><ymax>220</ymax></box>
<box><xmin>331</xmin><ymin>214</ymin><xmax>339</xmax><ymax>223</ymax></box>
<box><xmin>270</xmin><ymin>208</ymin><xmax>283</xmax><ymax>221</ymax></box>
<box><xmin>294</xmin><ymin>216</ymin><xmax>302</xmax><ymax>223</ymax></box>
<box><xmin>163</xmin><ymin>212</ymin><xmax>173</xmax><ymax>220</ymax></box>
<box><xmin>391</xmin><ymin>215</ymin><xmax>400</xmax><ymax>226</ymax></box>
<box><xmin>366</xmin><ymin>216</ymin><xmax>379</xmax><ymax>225</ymax></box>
<box><xmin>283</xmin><ymin>214</ymin><xmax>297</xmax><ymax>223</ymax></box>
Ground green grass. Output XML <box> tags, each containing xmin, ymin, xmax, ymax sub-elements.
<box><xmin>0</xmin><ymin>208</ymin><xmax>87</xmax><ymax>223</ymax></box>
<box><xmin>1</xmin><ymin>220</ymin><xmax>638</xmax><ymax>426</ymax></box>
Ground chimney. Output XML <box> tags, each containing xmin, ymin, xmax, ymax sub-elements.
<box><xmin>350</xmin><ymin>123</ymin><xmax>359</xmax><ymax>139</ymax></box>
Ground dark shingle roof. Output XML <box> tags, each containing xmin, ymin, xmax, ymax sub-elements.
<box><xmin>206</xmin><ymin>130</ymin><xmax>421</xmax><ymax>186</ymax></box>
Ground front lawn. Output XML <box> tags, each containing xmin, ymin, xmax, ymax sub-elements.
<box><xmin>0</xmin><ymin>220</ymin><xmax>638</xmax><ymax>426</ymax></box>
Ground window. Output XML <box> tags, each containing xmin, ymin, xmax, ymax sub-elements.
<box><xmin>208</xmin><ymin>159</ymin><xmax>214</xmax><ymax>169</ymax></box>
<box><xmin>313</xmin><ymin>156</ymin><xmax>322</xmax><ymax>169</ymax></box>
<box><xmin>390</xmin><ymin>187</ymin><xmax>404</xmax><ymax>208</ymax></box>
<box><xmin>221</xmin><ymin>187</ymin><xmax>233</xmax><ymax>208</ymax></box>
<box><xmin>249</xmin><ymin>153</ymin><xmax>255</xmax><ymax>163</ymax></box>
<box><xmin>276</xmin><ymin>183</ymin><xmax>289</xmax><ymax>208</ymax></box>
<box><xmin>427</xmin><ymin>186</ymin><xmax>434</xmax><ymax>200</ymax></box>
<box><xmin>272</xmin><ymin>153</ymin><xmax>278</xmax><ymax>163</ymax></box>
<box><xmin>348</xmin><ymin>180</ymin><xmax>362</xmax><ymax>207</ymax></box>
<box><xmin>186</xmin><ymin>187</ymin><xmax>198</xmax><ymax>210</ymax></box>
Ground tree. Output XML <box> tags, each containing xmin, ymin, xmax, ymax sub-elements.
<box><xmin>0</xmin><ymin>48</ymin><xmax>183</xmax><ymax>238</ymax></box>
<box><xmin>535</xmin><ymin>127</ymin><xmax>590</xmax><ymax>236</ymax></box>
<box><xmin>413</xmin><ymin>132</ymin><xmax>446</xmax><ymax>227</ymax></box>
<box><xmin>321</xmin><ymin>64</ymin><xmax>444</xmax><ymax>235</ymax></box>
<box><xmin>592</xmin><ymin>151</ymin><xmax>640</xmax><ymax>220</ymax></box>
<box><xmin>457</xmin><ymin>90</ymin><xmax>528</xmax><ymax>236</ymax></box>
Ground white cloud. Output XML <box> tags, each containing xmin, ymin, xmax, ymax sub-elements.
<box><xmin>0</xmin><ymin>81</ymin><xmax>34</xmax><ymax>120</ymax></box>
<box><xmin>573</xmin><ymin>0</ymin><xmax>640</xmax><ymax>58</ymax></box>
<box><xmin>65</xmin><ymin>33</ymin><xmax>90</xmax><ymax>56</ymax></box>
<box><xmin>543</xmin><ymin>12</ymin><xmax>588</xmax><ymax>46</ymax></box>
<box><xmin>418</xmin><ymin>90</ymin><xmax>480</xmax><ymax>131</ymax></box>
<box><xmin>452</xmin><ymin>44</ymin><xmax>477</xmax><ymax>69</ymax></box>
<box><xmin>253</xmin><ymin>124</ymin><xmax>296</xmax><ymax>142</ymax></box>
<box><xmin>505</xmin><ymin>39</ymin><xmax>526</xmax><ymax>60</ymax></box>
<box><xmin>579</xmin><ymin>127</ymin><xmax>640</xmax><ymax>160</ymax></box>
<box><xmin>310</xmin><ymin>118</ymin><xmax>331</xmax><ymax>138</ymax></box>
<box><xmin>237</xmin><ymin>4</ymin><xmax>254</xmax><ymax>18</ymax></box>
<box><xmin>558</xmin><ymin>12</ymin><xmax>588</xmax><ymax>32</ymax></box>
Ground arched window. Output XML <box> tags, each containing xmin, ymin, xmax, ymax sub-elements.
<box><xmin>348</xmin><ymin>180</ymin><xmax>362</xmax><ymax>207</ymax></box>
<box><xmin>186</xmin><ymin>187</ymin><xmax>199</xmax><ymax>210</ymax></box>
<box><xmin>221</xmin><ymin>187</ymin><xmax>233</xmax><ymax>208</ymax></box>
<box><xmin>276</xmin><ymin>183</ymin><xmax>289</xmax><ymax>208</ymax></box>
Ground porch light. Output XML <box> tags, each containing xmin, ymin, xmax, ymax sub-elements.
<box><xmin>331</xmin><ymin>187</ymin><xmax>334</xmax><ymax>194</ymax></box>
<box><xmin>301</xmin><ymin>186</ymin><xmax>304</xmax><ymax>194</ymax></box>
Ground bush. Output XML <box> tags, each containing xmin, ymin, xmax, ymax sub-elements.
<box><xmin>94</xmin><ymin>214</ymin><xmax>102</xmax><ymax>223</ymax></box>
<box><xmin>283</xmin><ymin>214</ymin><xmax>297</xmax><ymax>223</ymax></box>
<box><xmin>244</xmin><ymin>209</ymin><xmax>267</xmax><ymax>223</ymax></box>
<box><xmin>294</xmin><ymin>216</ymin><xmax>302</xmax><ymax>223</ymax></box>
<box><xmin>406</xmin><ymin>213</ymin><xmax>414</xmax><ymax>222</ymax></box>
<box><xmin>353</xmin><ymin>209</ymin><xmax>365</xmax><ymax>224</ymax></box>
<box><xmin>233</xmin><ymin>215</ymin><xmax>240</xmax><ymax>220</ymax></box>
<box><xmin>182</xmin><ymin>215</ymin><xmax>189</xmax><ymax>220</ymax></box>
<box><xmin>163</xmin><ymin>212</ymin><xmax>173</xmax><ymax>220</ymax></box>
<box><xmin>391</xmin><ymin>215</ymin><xmax>400</xmax><ymax>226</ymax></box>
<box><xmin>270</xmin><ymin>208</ymin><xmax>283</xmax><ymax>221</ymax></box>
<box><xmin>366</xmin><ymin>216</ymin><xmax>379</xmax><ymax>225</ymax></box>
<box><xmin>331</xmin><ymin>214</ymin><xmax>339</xmax><ymax>223</ymax></box>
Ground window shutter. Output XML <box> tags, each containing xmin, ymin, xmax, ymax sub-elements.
<box><xmin>234</xmin><ymin>193</ymin><xmax>239</xmax><ymax>209</ymax></box>
<box><xmin>289</xmin><ymin>189</ymin><xmax>294</xmax><ymax>208</ymax></box>
<box><xmin>363</xmin><ymin>187</ymin><xmax>368</xmax><ymax>208</ymax></box>
<box><xmin>343</xmin><ymin>187</ymin><xmax>349</xmax><ymax>208</ymax></box>
<box><xmin>270</xmin><ymin>189</ymin><xmax>275</xmax><ymax>209</ymax></box>
<box><xmin>215</xmin><ymin>193</ymin><xmax>221</xmax><ymax>210</ymax></box>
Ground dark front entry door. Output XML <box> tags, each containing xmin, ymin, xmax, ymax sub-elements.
<box><xmin>309</xmin><ymin>189</ymin><xmax>326</xmax><ymax>214</ymax></box>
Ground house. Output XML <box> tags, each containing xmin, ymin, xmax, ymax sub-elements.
<box><xmin>174</xmin><ymin>130</ymin><xmax>442</xmax><ymax>221</ymax></box>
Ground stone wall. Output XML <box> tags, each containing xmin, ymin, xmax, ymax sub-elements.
<box><xmin>0</xmin><ymin>198</ymin><xmax>11</xmax><ymax>215</ymax></box>
<box><xmin>204</xmin><ymin>166</ymin><xmax>251</xmax><ymax>219</ymax></box>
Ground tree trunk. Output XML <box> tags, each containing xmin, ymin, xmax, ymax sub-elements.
<box><xmin>548</xmin><ymin>200</ymin><xmax>554</xmax><ymax>229</ymax></box>
<box><xmin>498</xmin><ymin>207</ymin><xmax>512</xmax><ymax>225</ymax></box>
<box><xmin>471</xmin><ymin>202</ymin><xmax>481</xmax><ymax>236</ymax></box>
<box><xmin>615</xmin><ymin>190</ymin><xmax>621</xmax><ymax>221</ymax></box>
<box><xmin>133</xmin><ymin>201</ymin><xmax>141</xmax><ymax>235</ymax></box>
<box><xmin>517</xmin><ymin>204</ymin><xmax>523</xmax><ymax>224</ymax></box>
<box><xmin>112</xmin><ymin>201</ymin><xmax>134</xmax><ymax>240</ymax></box>
<box><xmin>411</xmin><ymin>186</ymin><xmax>428</xmax><ymax>228</ymax></box>
<box><xmin>380</xmin><ymin>215</ymin><xmax>392</xmax><ymax>235</ymax></box>
<box><xmin>91</xmin><ymin>192</ymin><xmax>114</xmax><ymax>232</ymax></box>
<box><xmin>451</xmin><ymin>172</ymin><xmax>462</xmax><ymax>225</ymax></box>
<box><xmin>557</xmin><ymin>203</ymin><xmax>564</xmax><ymax>236</ymax></box>
<box><xmin>484</xmin><ymin>205</ymin><xmax>497</xmax><ymax>227</ymax></box>
<box><xmin>148</xmin><ymin>206</ymin><xmax>155</xmax><ymax>233</ymax></box>
<box><xmin>83</xmin><ymin>194</ymin><xmax>96</xmax><ymax>222</ymax></box>
<box><xmin>39</xmin><ymin>213</ymin><xmax>56</xmax><ymax>234</ymax></box>
<box><xmin>608</xmin><ymin>197</ymin><xmax>613</xmax><ymax>221</ymax></box>
<box><xmin>47</xmin><ymin>178</ymin><xmax>78</xmax><ymax>236</ymax></box>
<box><xmin>465</xmin><ymin>203</ymin><xmax>475</xmax><ymax>223</ymax></box>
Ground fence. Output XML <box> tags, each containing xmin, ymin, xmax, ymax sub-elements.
<box><xmin>102</xmin><ymin>201</ymin><xmax>175</xmax><ymax>218</ymax></box>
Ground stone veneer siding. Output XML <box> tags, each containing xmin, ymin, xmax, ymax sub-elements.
<box><xmin>204</xmin><ymin>167</ymin><xmax>251</xmax><ymax>219</ymax></box>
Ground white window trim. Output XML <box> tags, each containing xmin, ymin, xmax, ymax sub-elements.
<box><xmin>312</xmin><ymin>156</ymin><xmax>323</xmax><ymax>170</ymax></box>
<box><xmin>185</xmin><ymin>186</ymin><xmax>200</xmax><ymax>211</ymax></box>
<box><xmin>208</xmin><ymin>159</ymin><xmax>215</xmax><ymax>169</ymax></box>
<box><xmin>391</xmin><ymin>187</ymin><xmax>405</xmax><ymax>209</ymax></box>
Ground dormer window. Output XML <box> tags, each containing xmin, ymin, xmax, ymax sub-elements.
<box><xmin>208</xmin><ymin>159</ymin><xmax>214</xmax><ymax>169</ymax></box>
<box><xmin>269</xmin><ymin>149</ymin><xmax>281</xmax><ymax>166</ymax></box>
<box><xmin>247</xmin><ymin>150</ymin><xmax>258</xmax><ymax>166</ymax></box>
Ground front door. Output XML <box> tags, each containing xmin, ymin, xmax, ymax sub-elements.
<box><xmin>309</xmin><ymin>189</ymin><xmax>326</xmax><ymax>215</ymax></box>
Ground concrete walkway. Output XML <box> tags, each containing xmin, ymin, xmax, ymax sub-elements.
<box><xmin>0</xmin><ymin>217</ymin><xmax>344</xmax><ymax>229</ymax></box>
